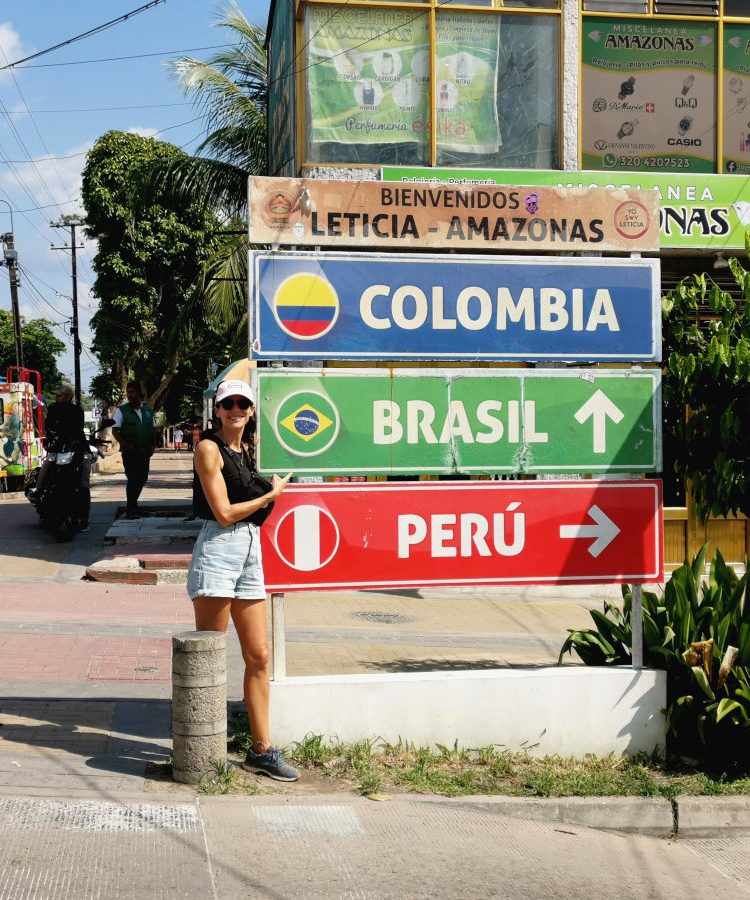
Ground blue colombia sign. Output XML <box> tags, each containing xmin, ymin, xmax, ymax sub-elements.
<box><xmin>250</xmin><ymin>251</ymin><xmax>661</xmax><ymax>362</ymax></box>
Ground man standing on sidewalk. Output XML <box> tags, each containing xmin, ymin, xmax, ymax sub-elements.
<box><xmin>112</xmin><ymin>381</ymin><xmax>156</xmax><ymax>519</ymax></box>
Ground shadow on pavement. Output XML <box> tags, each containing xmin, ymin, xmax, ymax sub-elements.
<box><xmin>364</xmin><ymin>658</ymin><xmax>511</xmax><ymax>672</ymax></box>
<box><xmin>0</xmin><ymin>697</ymin><xmax>171</xmax><ymax>778</ymax></box>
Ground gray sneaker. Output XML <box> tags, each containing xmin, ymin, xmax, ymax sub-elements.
<box><xmin>243</xmin><ymin>746</ymin><xmax>300</xmax><ymax>782</ymax></box>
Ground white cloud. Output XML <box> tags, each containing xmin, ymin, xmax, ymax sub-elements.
<box><xmin>0</xmin><ymin>140</ymin><xmax>92</xmax><ymax>211</ymax></box>
<box><xmin>0</xmin><ymin>22</ymin><xmax>27</xmax><ymax>81</ymax></box>
<box><xmin>126</xmin><ymin>126</ymin><xmax>159</xmax><ymax>138</ymax></box>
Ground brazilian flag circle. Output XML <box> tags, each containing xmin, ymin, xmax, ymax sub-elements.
<box><xmin>273</xmin><ymin>390</ymin><xmax>340</xmax><ymax>457</ymax></box>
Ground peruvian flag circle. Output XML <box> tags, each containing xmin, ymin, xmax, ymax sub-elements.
<box><xmin>273</xmin><ymin>505</ymin><xmax>340</xmax><ymax>571</ymax></box>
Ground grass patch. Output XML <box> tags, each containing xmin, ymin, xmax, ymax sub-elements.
<box><xmin>227</xmin><ymin>719</ymin><xmax>750</xmax><ymax>798</ymax></box>
<box><xmin>283</xmin><ymin>734</ymin><xmax>750</xmax><ymax>798</ymax></box>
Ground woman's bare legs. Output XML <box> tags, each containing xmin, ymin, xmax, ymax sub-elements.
<box><xmin>192</xmin><ymin>596</ymin><xmax>271</xmax><ymax>753</ymax></box>
<box><xmin>193</xmin><ymin>596</ymin><xmax>232</xmax><ymax>632</ymax></box>
<box><xmin>231</xmin><ymin>599</ymin><xmax>271</xmax><ymax>752</ymax></box>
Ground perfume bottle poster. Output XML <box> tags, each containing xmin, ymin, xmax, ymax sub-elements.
<box><xmin>306</xmin><ymin>7</ymin><xmax>430</xmax><ymax>147</ymax></box>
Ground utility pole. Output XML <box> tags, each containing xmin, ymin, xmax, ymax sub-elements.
<box><xmin>0</xmin><ymin>199</ymin><xmax>23</xmax><ymax>369</ymax></box>
<box><xmin>51</xmin><ymin>218</ymin><xmax>85</xmax><ymax>406</ymax></box>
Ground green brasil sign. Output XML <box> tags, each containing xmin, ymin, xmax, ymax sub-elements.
<box><xmin>383</xmin><ymin>165</ymin><xmax>750</xmax><ymax>250</ymax></box>
<box><xmin>257</xmin><ymin>369</ymin><xmax>661</xmax><ymax>477</ymax></box>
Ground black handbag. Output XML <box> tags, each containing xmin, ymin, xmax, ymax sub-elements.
<box><xmin>244</xmin><ymin>469</ymin><xmax>275</xmax><ymax>527</ymax></box>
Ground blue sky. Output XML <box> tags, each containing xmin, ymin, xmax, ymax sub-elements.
<box><xmin>0</xmin><ymin>1</ymin><xmax>269</xmax><ymax>391</ymax></box>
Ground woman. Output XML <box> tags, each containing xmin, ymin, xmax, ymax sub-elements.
<box><xmin>188</xmin><ymin>378</ymin><xmax>297</xmax><ymax>781</ymax></box>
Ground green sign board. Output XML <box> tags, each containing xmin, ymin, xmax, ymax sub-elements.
<box><xmin>382</xmin><ymin>165</ymin><xmax>750</xmax><ymax>250</ymax></box>
<box><xmin>257</xmin><ymin>369</ymin><xmax>661</xmax><ymax>477</ymax></box>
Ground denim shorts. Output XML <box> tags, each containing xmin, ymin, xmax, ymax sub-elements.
<box><xmin>187</xmin><ymin>520</ymin><xmax>266</xmax><ymax>601</ymax></box>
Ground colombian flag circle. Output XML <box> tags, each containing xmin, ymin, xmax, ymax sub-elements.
<box><xmin>271</xmin><ymin>272</ymin><xmax>339</xmax><ymax>340</ymax></box>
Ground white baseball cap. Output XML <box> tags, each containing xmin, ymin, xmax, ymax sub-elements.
<box><xmin>215</xmin><ymin>379</ymin><xmax>254</xmax><ymax>405</ymax></box>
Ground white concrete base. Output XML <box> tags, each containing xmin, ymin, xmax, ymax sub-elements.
<box><xmin>270</xmin><ymin>666</ymin><xmax>666</xmax><ymax>758</ymax></box>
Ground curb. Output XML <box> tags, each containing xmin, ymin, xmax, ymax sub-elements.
<box><xmin>439</xmin><ymin>794</ymin><xmax>750</xmax><ymax>837</ymax></box>
<box><xmin>86</xmin><ymin>556</ymin><xmax>188</xmax><ymax>584</ymax></box>
<box><xmin>435</xmin><ymin>795</ymin><xmax>674</xmax><ymax>837</ymax></box>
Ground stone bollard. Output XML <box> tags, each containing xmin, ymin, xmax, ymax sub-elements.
<box><xmin>172</xmin><ymin>631</ymin><xmax>227</xmax><ymax>784</ymax></box>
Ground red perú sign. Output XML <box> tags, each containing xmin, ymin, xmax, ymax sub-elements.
<box><xmin>261</xmin><ymin>481</ymin><xmax>663</xmax><ymax>592</ymax></box>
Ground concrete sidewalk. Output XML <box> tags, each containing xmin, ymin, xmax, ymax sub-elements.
<box><xmin>1</xmin><ymin>793</ymin><xmax>748</xmax><ymax>899</ymax></box>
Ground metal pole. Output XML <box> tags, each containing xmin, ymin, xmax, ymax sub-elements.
<box><xmin>0</xmin><ymin>202</ymin><xmax>22</xmax><ymax>368</ymax></box>
<box><xmin>51</xmin><ymin>219</ymin><xmax>85</xmax><ymax>406</ymax></box>
<box><xmin>69</xmin><ymin>222</ymin><xmax>82</xmax><ymax>407</ymax></box>
<box><xmin>3</xmin><ymin>233</ymin><xmax>23</xmax><ymax>368</ymax></box>
<box><xmin>632</xmin><ymin>583</ymin><xmax>643</xmax><ymax>670</ymax></box>
<box><xmin>270</xmin><ymin>591</ymin><xmax>287</xmax><ymax>681</ymax></box>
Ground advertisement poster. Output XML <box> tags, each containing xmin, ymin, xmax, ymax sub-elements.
<box><xmin>723</xmin><ymin>24</ymin><xmax>750</xmax><ymax>175</ymax></box>
<box><xmin>306</xmin><ymin>6</ymin><xmax>429</xmax><ymax>147</ymax></box>
<box><xmin>435</xmin><ymin>13</ymin><xmax>501</xmax><ymax>154</ymax></box>
<box><xmin>582</xmin><ymin>17</ymin><xmax>716</xmax><ymax>173</ymax></box>
<box><xmin>248</xmin><ymin>175</ymin><xmax>658</xmax><ymax>252</ymax></box>
<box><xmin>383</xmin><ymin>166</ymin><xmax>750</xmax><ymax>250</ymax></box>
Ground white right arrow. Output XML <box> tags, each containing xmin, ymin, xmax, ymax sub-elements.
<box><xmin>559</xmin><ymin>504</ymin><xmax>621</xmax><ymax>558</ymax></box>
<box><xmin>574</xmin><ymin>390</ymin><xmax>624</xmax><ymax>454</ymax></box>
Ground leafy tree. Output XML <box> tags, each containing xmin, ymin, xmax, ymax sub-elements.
<box><xmin>81</xmin><ymin>130</ymin><xmax>225</xmax><ymax>410</ymax></box>
<box><xmin>0</xmin><ymin>310</ymin><xmax>65</xmax><ymax>397</ymax></box>
<box><xmin>662</xmin><ymin>259</ymin><xmax>750</xmax><ymax>519</ymax></box>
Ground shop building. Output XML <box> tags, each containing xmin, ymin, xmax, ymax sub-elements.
<box><xmin>264</xmin><ymin>0</ymin><xmax>750</xmax><ymax>565</ymax></box>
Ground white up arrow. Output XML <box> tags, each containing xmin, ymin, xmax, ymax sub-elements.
<box><xmin>574</xmin><ymin>390</ymin><xmax>624</xmax><ymax>454</ymax></box>
<box><xmin>559</xmin><ymin>505</ymin><xmax>621</xmax><ymax>558</ymax></box>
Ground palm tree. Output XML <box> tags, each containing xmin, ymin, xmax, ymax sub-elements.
<box><xmin>147</xmin><ymin>2</ymin><xmax>268</xmax><ymax>355</ymax></box>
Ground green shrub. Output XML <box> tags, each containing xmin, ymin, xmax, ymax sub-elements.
<box><xmin>559</xmin><ymin>544</ymin><xmax>750</xmax><ymax>767</ymax></box>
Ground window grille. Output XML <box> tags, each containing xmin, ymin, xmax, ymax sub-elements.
<box><xmin>654</xmin><ymin>0</ymin><xmax>719</xmax><ymax>14</ymax></box>
<box><xmin>583</xmin><ymin>1</ymin><xmax>648</xmax><ymax>11</ymax></box>
<box><xmin>584</xmin><ymin>0</ymin><xmax>720</xmax><ymax>11</ymax></box>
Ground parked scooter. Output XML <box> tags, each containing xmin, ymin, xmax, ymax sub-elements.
<box><xmin>27</xmin><ymin>420</ymin><xmax>114</xmax><ymax>541</ymax></box>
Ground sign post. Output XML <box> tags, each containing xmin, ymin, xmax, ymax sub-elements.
<box><xmin>248</xmin><ymin>175</ymin><xmax>659</xmax><ymax>253</ymax></box>
<box><xmin>250</xmin><ymin>250</ymin><xmax>661</xmax><ymax>362</ymax></box>
<box><xmin>257</xmin><ymin>367</ymin><xmax>661</xmax><ymax>476</ymax></box>
<box><xmin>261</xmin><ymin>481</ymin><xmax>664</xmax><ymax>592</ymax></box>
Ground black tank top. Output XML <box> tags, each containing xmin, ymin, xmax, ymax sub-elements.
<box><xmin>192</xmin><ymin>432</ymin><xmax>273</xmax><ymax>524</ymax></box>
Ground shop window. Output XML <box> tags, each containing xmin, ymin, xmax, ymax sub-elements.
<box><xmin>436</xmin><ymin>12</ymin><xmax>559</xmax><ymax>168</ymax></box>
<box><xmin>304</xmin><ymin>6</ymin><xmax>430</xmax><ymax>165</ymax></box>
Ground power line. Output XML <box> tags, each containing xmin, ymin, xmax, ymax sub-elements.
<box><xmin>1</xmin><ymin>1</ymin><xmax>168</xmax><ymax>71</ymax></box>
<box><xmin>0</xmin><ymin>44</ymin><xmax>97</xmax><ymax>281</ymax></box>
<box><xmin>6</xmin><ymin>103</ymin><xmax>191</xmax><ymax>114</ymax></box>
<box><xmin>16</xmin><ymin>44</ymin><xmax>226</xmax><ymax>69</ymax></box>
<box><xmin>0</xmin><ymin>152</ymin><xmax>87</xmax><ymax>164</ymax></box>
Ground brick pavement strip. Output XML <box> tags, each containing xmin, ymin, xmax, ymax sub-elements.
<box><xmin>0</xmin><ymin>633</ymin><xmax>172</xmax><ymax>683</ymax></box>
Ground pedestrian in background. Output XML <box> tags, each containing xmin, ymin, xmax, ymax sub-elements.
<box><xmin>112</xmin><ymin>381</ymin><xmax>156</xmax><ymax>520</ymax></box>
<box><xmin>188</xmin><ymin>378</ymin><xmax>297</xmax><ymax>781</ymax></box>
<box><xmin>191</xmin><ymin>422</ymin><xmax>201</xmax><ymax>451</ymax></box>
<box><xmin>173</xmin><ymin>426</ymin><xmax>183</xmax><ymax>451</ymax></box>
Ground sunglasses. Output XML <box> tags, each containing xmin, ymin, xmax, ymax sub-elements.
<box><xmin>218</xmin><ymin>396</ymin><xmax>252</xmax><ymax>411</ymax></box>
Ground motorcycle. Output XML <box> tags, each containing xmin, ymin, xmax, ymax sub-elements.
<box><xmin>27</xmin><ymin>420</ymin><xmax>113</xmax><ymax>542</ymax></box>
